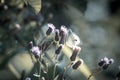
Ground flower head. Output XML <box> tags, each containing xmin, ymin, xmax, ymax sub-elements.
<box><xmin>98</xmin><ymin>57</ymin><xmax>114</xmax><ymax>70</ymax></box>
<box><xmin>60</xmin><ymin>25</ymin><xmax>68</xmax><ymax>37</ymax></box>
<box><xmin>46</xmin><ymin>23</ymin><xmax>55</xmax><ymax>36</ymax></box>
<box><xmin>31</xmin><ymin>46</ymin><xmax>41</xmax><ymax>58</ymax></box>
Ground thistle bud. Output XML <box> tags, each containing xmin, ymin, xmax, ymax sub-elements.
<box><xmin>72</xmin><ymin>59</ymin><xmax>83</xmax><ymax>69</ymax></box>
<box><xmin>55</xmin><ymin>29</ymin><xmax>60</xmax><ymax>41</ymax></box>
<box><xmin>70</xmin><ymin>46</ymin><xmax>81</xmax><ymax>61</ymax></box>
<box><xmin>46</xmin><ymin>23</ymin><xmax>55</xmax><ymax>36</ymax></box>
<box><xmin>55</xmin><ymin>44</ymin><xmax>63</xmax><ymax>55</ymax></box>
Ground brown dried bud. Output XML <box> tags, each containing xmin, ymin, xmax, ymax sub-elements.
<box><xmin>70</xmin><ymin>46</ymin><xmax>81</xmax><ymax>61</ymax></box>
<box><xmin>72</xmin><ymin>59</ymin><xmax>83</xmax><ymax>69</ymax></box>
<box><xmin>55</xmin><ymin>45</ymin><xmax>63</xmax><ymax>54</ymax></box>
<box><xmin>55</xmin><ymin>29</ymin><xmax>60</xmax><ymax>41</ymax></box>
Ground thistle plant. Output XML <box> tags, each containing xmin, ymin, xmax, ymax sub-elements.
<box><xmin>27</xmin><ymin>23</ymin><xmax>115</xmax><ymax>80</ymax></box>
<box><xmin>27</xmin><ymin>23</ymin><xmax>85</xmax><ymax>80</ymax></box>
<box><xmin>88</xmin><ymin>57</ymin><xmax>114</xmax><ymax>80</ymax></box>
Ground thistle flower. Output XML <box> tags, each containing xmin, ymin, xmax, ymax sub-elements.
<box><xmin>70</xmin><ymin>46</ymin><xmax>81</xmax><ymax>61</ymax></box>
<box><xmin>59</xmin><ymin>26</ymin><xmax>68</xmax><ymax>44</ymax></box>
<box><xmin>72</xmin><ymin>59</ymin><xmax>83</xmax><ymax>69</ymax></box>
<box><xmin>30</xmin><ymin>46</ymin><xmax>41</xmax><ymax>58</ymax></box>
<box><xmin>59</xmin><ymin>25</ymin><xmax>68</xmax><ymax>37</ymax></box>
<box><xmin>46</xmin><ymin>23</ymin><xmax>55</xmax><ymax>36</ymax></box>
<box><xmin>98</xmin><ymin>57</ymin><xmax>114</xmax><ymax>70</ymax></box>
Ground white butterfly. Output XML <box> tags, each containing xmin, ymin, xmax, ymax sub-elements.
<box><xmin>66</xmin><ymin>29</ymin><xmax>81</xmax><ymax>48</ymax></box>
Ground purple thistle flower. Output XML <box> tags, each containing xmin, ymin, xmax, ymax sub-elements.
<box><xmin>46</xmin><ymin>23</ymin><xmax>55</xmax><ymax>36</ymax></box>
<box><xmin>59</xmin><ymin>26</ymin><xmax>68</xmax><ymax>44</ymax></box>
<box><xmin>98</xmin><ymin>57</ymin><xmax>114</xmax><ymax>70</ymax></box>
<box><xmin>30</xmin><ymin>46</ymin><xmax>41</xmax><ymax>58</ymax></box>
<box><xmin>60</xmin><ymin>25</ymin><xmax>68</xmax><ymax>37</ymax></box>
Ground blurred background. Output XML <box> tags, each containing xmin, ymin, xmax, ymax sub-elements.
<box><xmin>0</xmin><ymin>0</ymin><xmax>120</xmax><ymax>80</ymax></box>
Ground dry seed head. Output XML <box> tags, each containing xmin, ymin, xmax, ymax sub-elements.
<box><xmin>70</xmin><ymin>46</ymin><xmax>81</xmax><ymax>61</ymax></box>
